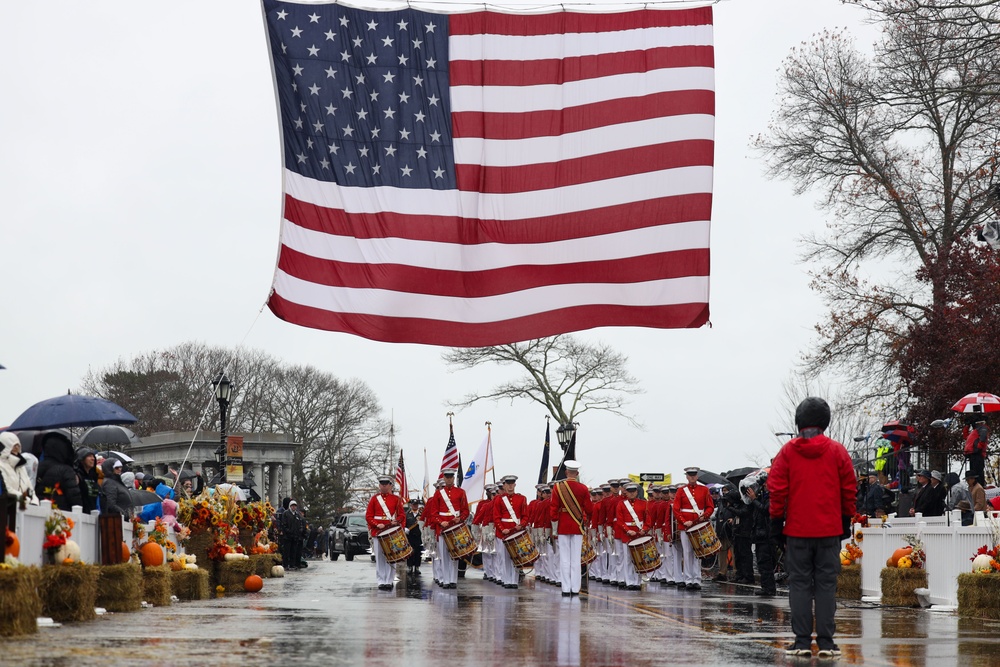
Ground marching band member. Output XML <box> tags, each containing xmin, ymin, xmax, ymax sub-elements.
<box><xmin>433</xmin><ymin>468</ymin><xmax>469</xmax><ymax>589</ymax></box>
<box><xmin>657</xmin><ymin>485</ymin><xmax>680</xmax><ymax>586</ymax></box>
<box><xmin>473</xmin><ymin>483</ymin><xmax>497</xmax><ymax>583</ymax></box>
<box><xmin>494</xmin><ymin>474</ymin><xmax>528</xmax><ymax>589</ymax></box>
<box><xmin>365</xmin><ymin>475</ymin><xmax>406</xmax><ymax>590</ymax></box>
<box><xmin>423</xmin><ymin>478</ymin><xmax>444</xmax><ymax>585</ymax></box>
<box><xmin>673</xmin><ymin>467</ymin><xmax>715</xmax><ymax>591</ymax></box>
<box><xmin>644</xmin><ymin>486</ymin><xmax>662</xmax><ymax>582</ymax></box>
<box><xmin>604</xmin><ymin>480</ymin><xmax>623</xmax><ymax>586</ymax></box>
<box><xmin>588</xmin><ymin>488</ymin><xmax>605</xmax><ymax>582</ymax></box>
<box><xmin>531</xmin><ymin>484</ymin><xmax>554</xmax><ymax>585</ymax></box>
<box><xmin>616</xmin><ymin>482</ymin><xmax>647</xmax><ymax>590</ymax></box>
<box><xmin>550</xmin><ymin>461</ymin><xmax>594</xmax><ymax>596</ymax></box>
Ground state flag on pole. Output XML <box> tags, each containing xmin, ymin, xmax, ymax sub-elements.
<box><xmin>395</xmin><ymin>450</ymin><xmax>408</xmax><ymax>500</ymax></box>
<box><xmin>462</xmin><ymin>427</ymin><xmax>495</xmax><ymax>509</ymax></box>
<box><xmin>262</xmin><ymin>1</ymin><xmax>715</xmax><ymax>346</ymax></box>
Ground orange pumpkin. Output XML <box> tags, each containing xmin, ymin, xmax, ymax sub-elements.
<box><xmin>122</xmin><ymin>542</ymin><xmax>131</xmax><ymax>562</ymax></box>
<box><xmin>244</xmin><ymin>574</ymin><xmax>264</xmax><ymax>592</ymax></box>
<box><xmin>6</xmin><ymin>530</ymin><xmax>20</xmax><ymax>558</ymax></box>
<box><xmin>169</xmin><ymin>560</ymin><xmax>184</xmax><ymax>571</ymax></box>
<box><xmin>887</xmin><ymin>546</ymin><xmax>913</xmax><ymax>567</ymax></box>
<box><xmin>139</xmin><ymin>542</ymin><xmax>164</xmax><ymax>567</ymax></box>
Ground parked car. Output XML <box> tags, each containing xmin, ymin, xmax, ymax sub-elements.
<box><xmin>330</xmin><ymin>512</ymin><xmax>370</xmax><ymax>561</ymax></box>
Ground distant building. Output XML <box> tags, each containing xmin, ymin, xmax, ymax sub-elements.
<box><xmin>128</xmin><ymin>431</ymin><xmax>299</xmax><ymax>505</ymax></box>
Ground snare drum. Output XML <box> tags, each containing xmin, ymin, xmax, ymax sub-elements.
<box><xmin>377</xmin><ymin>525</ymin><xmax>413</xmax><ymax>564</ymax></box>
<box><xmin>442</xmin><ymin>523</ymin><xmax>477</xmax><ymax>560</ymax></box>
<box><xmin>503</xmin><ymin>529</ymin><xmax>539</xmax><ymax>567</ymax></box>
<box><xmin>581</xmin><ymin>532</ymin><xmax>598</xmax><ymax>566</ymax></box>
<box><xmin>686</xmin><ymin>521</ymin><xmax>721</xmax><ymax>558</ymax></box>
<box><xmin>627</xmin><ymin>536</ymin><xmax>662</xmax><ymax>574</ymax></box>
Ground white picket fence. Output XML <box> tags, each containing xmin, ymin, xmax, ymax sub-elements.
<box><xmin>11</xmin><ymin>500</ymin><xmax>178</xmax><ymax>567</ymax></box>
<box><xmin>857</xmin><ymin>511</ymin><xmax>1000</xmax><ymax>606</ymax></box>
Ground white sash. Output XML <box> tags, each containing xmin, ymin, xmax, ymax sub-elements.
<box><xmin>501</xmin><ymin>495</ymin><xmax>520</xmax><ymax>523</ymax></box>
<box><xmin>376</xmin><ymin>494</ymin><xmax>394</xmax><ymax>522</ymax></box>
<box><xmin>438</xmin><ymin>488</ymin><xmax>458</xmax><ymax>516</ymax></box>
<box><xmin>681</xmin><ymin>485</ymin><xmax>701</xmax><ymax>515</ymax></box>
<box><xmin>622</xmin><ymin>499</ymin><xmax>644</xmax><ymax>530</ymax></box>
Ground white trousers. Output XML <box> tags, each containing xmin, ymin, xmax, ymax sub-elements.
<box><xmin>557</xmin><ymin>534</ymin><xmax>583</xmax><ymax>593</ymax></box>
<box><xmin>497</xmin><ymin>541</ymin><xmax>518</xmax><ymax>586</ymax></box>
<box><xmin>373</xmin><ymin>539</ymin><xmax>394</xmax><ymax>586</ymax></box>
<box><xmin>679</xmin><ymin>530</ymin><xmax>701</xmax><ymax>584</ymax></box>
<box><xmin>437</xmin><ymin>536</ymin><xmax>459</xmax><ymax>585</ymax></box>
<box><xmin>656</xmin><ymin>540</ymin><xmax>677</xmax><ymax>583</ymax></box>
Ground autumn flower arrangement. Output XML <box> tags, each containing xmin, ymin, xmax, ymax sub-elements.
<box><xmin>970</xmin><ymin>545</ymin><xmax>1000</xmax><ymax>574</ymax></box>
<box><xmin>131</xmin><ymin>516</ymin><xmax>146</xmax><ymax>554</ymax></box>
<box><xmin>146</xmin><ymin>517</ymin><xmax>178</xmax><ymax>554</ymax></box>
<box><xmin>43</xmin><ymin>511</ymin><xmax>74</xmax><ymax>551</ymax></box>
<box><xmin>238</xmin><ymin>501</ymin><xmax>272</xmax><ymax>532</ymax></box>
<box><xmin>177</xmin><ymin>495</ymin><xmax>218</xmax><ymax>531</ymax></box>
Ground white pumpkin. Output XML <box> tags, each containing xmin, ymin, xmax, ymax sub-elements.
<box><xmin>973</xmin><ymin>553</ymin><xmax>994</xmax><ymax>574</ymax></box>
<box><xmin>55</xmin><ymin>539</ymin><xmax>82</xmax><ymax>563</ymax></box>
<box><xmin>271</xmin><ymin>565</ymin><xmax>285</xmax><ymax>578</ymax></box>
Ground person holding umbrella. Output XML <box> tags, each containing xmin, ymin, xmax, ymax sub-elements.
<box><xmin>964</xmin><ymin>416</ymin><xmax>989</xmax><ymax>487</ymax></box>
<box><xmin>99</xmin><ymin>459</ymin><xmax>133</xmax><ymax>518</ymax></box>
<box><xmin>34</xmin><ymin>430</ymin><xmax>83</xmax><ymax>511</ymax></box>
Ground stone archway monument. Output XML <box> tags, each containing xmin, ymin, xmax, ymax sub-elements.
<box><xmin>129</xmin><ymin>431</ymin><xmax>300</xmax><ymax>506</ymax></box>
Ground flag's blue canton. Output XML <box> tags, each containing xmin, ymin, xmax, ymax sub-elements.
<box><xmin>265</xmin><ymin>1</ymin><xmax>455</xmax><ymax>189</ymax></box>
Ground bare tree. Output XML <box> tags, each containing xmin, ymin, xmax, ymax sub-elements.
<box><xmin>442</xmin><ymin>335</ymin><xmax>643</xmax><ymax>428</ymax></box>
<box><xmin>754</xmin><ymin>0</ymin><xmax>1000</xmax><ymax>407</ymax></box>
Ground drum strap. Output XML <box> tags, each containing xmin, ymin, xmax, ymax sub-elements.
<box><xmin>438</xmin><ymin>488</ymin><xmax>458</xmax><ymax>517</ymax></box>
<box><xmin>501</xmin><ymin>495</ymin><xmax>520</xmax><ymax>524</ymax></box>
<box><xmin>682</xmin><ymin>486</ymin><xmax>701</xmax><ymax>514</ymax></box>
<box><xmin>376</xmin><ymin>494</ymin><xmax>394</xmax><ymax>521</ymax></box>
<box><xmin>623</xmin><ymin>499</ymin><xmax>644</xmax><ymax>531</ymax></box>
<box><xmin>555</xmin><ymin>481</ymin><xmax>585</xmax><ymax>533</ymax></box>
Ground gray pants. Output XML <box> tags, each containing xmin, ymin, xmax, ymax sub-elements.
<box><xmin>785</xmin><ymin>536</ymin><xmax>841</xmax><ymax>650</ymax></box>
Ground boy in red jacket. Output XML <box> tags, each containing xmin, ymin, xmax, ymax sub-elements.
<box><xmin>769</xmin><ymin>397</ymin><xmax>856</xmax><ymax>659</ymax></box>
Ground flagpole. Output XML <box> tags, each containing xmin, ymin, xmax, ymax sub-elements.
<box><xmin>486</xmin><ymin>421</ymin><xmax>495</xmax><ymax>484</ymax></box>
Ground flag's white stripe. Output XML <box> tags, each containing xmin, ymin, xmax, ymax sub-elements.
<box><xmin>449</xmin><ymin>24</ymin><xmax>714</xmax><ymax>62</ymax></box>
<box><xmin>273</xmin><ymin>269</ymin><xmax>710</xmax><ymax>322</ymax></box>
<box><xmin>451</xmin><ymin>67</ymin><xmax>714</xmax><ymax>114</ymax></box>
<box><xmin>284</xmin><ymin>166</ymin><xmax>713</xmax><ymax>219</ymax></box>
<box><xmin>280</xmin><ymin>218</ymin><xmax>709</xmax><ymax>269</ymax></box>
<box><xmin>453</xmin><ymin>115</ymin><xmax>714</xmax><ymax>167</ymax></box>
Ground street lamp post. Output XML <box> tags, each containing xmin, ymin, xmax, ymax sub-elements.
<box><xmin>556</xmin><ymin>421</ymin><xmax>577</xmax><ymax>453</ymax></box>
<box><xmin>212</xmin><ymin>372</ymin><xmax>233</xmax><ymax>484</ymax></box>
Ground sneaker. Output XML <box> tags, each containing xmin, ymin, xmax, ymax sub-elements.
<box><xmin>817</xmin><ymin>645</ymin><xmax>841</xmax><ymax>659</ymax></box>
<box><xmin>785</xmin><ymin>645</ymin><xmax>812</xmax><ymax>657</ymax></box>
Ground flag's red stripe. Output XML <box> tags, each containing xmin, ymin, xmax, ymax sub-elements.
<box><xmin>268</xmin><ymin>292</ymin><xmax>709</xmax><ymax>346</ymax></box>
<box><xmin>277</xmin><ymin>247</ymin><xmax>709</xmax><ymax>297</ymax></box>
<box><xmin>450</xmin><ymin>46</ymin><xmax>714</xmax><ymax>87</ymax></box>
<box><xmin>448</xmin><ymin>8</ymin><xmax>713</xmax><ymax>36</ymax></box>
<box><xmin>452</xmin><ymin>90</ymin><xmax>715</xmax><ymax>140</ymax></box>
<box><xmin>455</xmin><ymin>141</ymin><xmax>713</xmax><ymax>194</ymax></box>
<box><xmin>284</xmin><ymin>193</ymin><xmax>712</xmax><ymax>244</ymax></box>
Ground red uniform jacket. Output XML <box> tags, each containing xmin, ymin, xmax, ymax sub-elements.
<box><xmin>493</xmin><ymin>492</ymin><xmax>528</xmax><ymax>538</ymax></box>
<box><xmin>431</xmin><ymin>485</ymin><xmax>470</xmax><ymax>537</ymax></box>
<box><xmin>591</xmin><ymin>497</ymin><xmax>604</xmax><ymax>530</ymax></box>
<box><xmin>768</xmin><ymin>433</ymin><xmax>856</xmax><ymax>538</ymax></box>
<box><xmin>532</xmin><ymin>497</ymin><xmax>552</xmax><ymax>529</ymax></box>
<box><xmin>604</xmin><ymin>494</ymin><xmax>623</xmax><ymax>535</ymax></box>
<box><xmin>643</xmin><ymin>498</ymin><xmax>660</xmax><ymax>531</ymax></box>
<box><xmin>673</xmin><ymin>483</ymin><xmax>715</xmax><ymax>529</ymax></box>
<box><xmin>616</xmin><ymin>498</ymin><xmax>647</xmax><ymax>541</ymax></box>
<box><xmin>365</xmin><ymin>492</ymin><xmax>406</xmax><ymax>537</ymax></box>
<box><xmin>549</xmin><ymin>479</ymin><xmax>594</xmax><ymax>535</ymax></box>
<box><xmin>472</xmin><ymin>496</ymin><xmax>493</xmax><ymax>526</ymax></box>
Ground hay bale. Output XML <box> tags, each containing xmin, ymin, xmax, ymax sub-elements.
<box><xmin>250</xmin><ymin>553</ymin><xmax>282</xmax><ymax>578</ymax></box>
<box><xmin>837</xmin><ymin>564</ymin><xmax>862</xmax><ymax>600</ymax></box>
<box><xmin>142</xmin><ymin>565</ymin><xmax>172</xmax><ymax>607</ymax></box>
<box><xmin>216</xmin><ymin>558</ymin><xmax>254</xmax><ymax>592</ymax></box>
<box><xmin>171</xmin><ymin>568</ymin><xmax>210</xmax><ymax>601</ymax></box>
<box><xmin>39</xmin><ymin>563</ymin><xmax>99</xmax><ymax>623</ymax></box>
<box><xmin>957</xmin><ymin>573</ymin><xmax>1000</xmax><ymax>620</ymax></box>
<box><xmin>879</xmin><ymin>567</ymin><xmax>928</xmax><ymax>607</ymax></box>
<box><xmin>96</xmin><ymin>562</ymin><xmax>143</xmax><ymax>612</ymax></box>
<box><xmin>185</xmin><ymin>530</ymin><xmax>214</xmax><ymax>573</ymax></box>
<box><xmin>0</xmin><ymin>566</ymin><xmax>43</xmax><ymax>636</ymax></box>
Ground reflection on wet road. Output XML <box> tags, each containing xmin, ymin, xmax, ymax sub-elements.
<box><xmin>5</xmin><ymin>560</ymin><xmax>1000</xmax><ymax>666</ymax></box>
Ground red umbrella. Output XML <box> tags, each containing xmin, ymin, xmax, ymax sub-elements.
<box><xmin>881</xmin><ymin>421</ymin><xmax>916</xmax><ymax>444</ymax></box>
<box><xmin>950</xmin><ymin>392</ymin><xmax>1000</xmax><ymax>414</ymax></box>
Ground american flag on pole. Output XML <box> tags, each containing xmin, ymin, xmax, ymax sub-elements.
<box><xmin>440</xmin><ymin>422</ymin><xmax>460</xmax><ymax>475</ymax></box>
<box><xmin>394</xmin><ymin>449</ymin><xmax>408</xmax><ymax>499</ymax></box>
<box><xmin>262</xmin><ymin>1</ymin><xmax>714</xmax><ymax>346</ymax></box>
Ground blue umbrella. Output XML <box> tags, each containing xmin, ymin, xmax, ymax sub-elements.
<box><xmin>8</xmin><ymin>393</ymin><xmax>137</xmax><ymax>431</ymax></box>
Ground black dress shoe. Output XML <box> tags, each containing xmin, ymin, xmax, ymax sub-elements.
<box><xmin>504</xmin><ymin>584</ymin><xmax>518</xmax><ymax>589</ymax></box>
<box><xmin>627</xmin><ymin>585</ymin><xmax>640</xmax><ymax>591</ymax></box>
<box><xmin>562</xmin><ymin>592</ymin><xmax>572</xmax><ymax>597</ymax></box>
<box><xmin>689</xmin><ymin>582</ymin><xmax>702</xmax><ymax>591</ymax></box>
<box><xmin>664</xmin><ymin>580</ymin><xmax>677</xmax><ymax>587</ymax></box>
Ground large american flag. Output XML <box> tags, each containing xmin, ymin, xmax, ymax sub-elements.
<box><xmin>440</xmin><ymin>422</ymin><xmax>460</xmax><ymax>475</ymax></box>
<box><xmin>394</xmin><ymin>449</ymin><xmax>408</xmax><ymax>500</ymax></box>
<box><xmin>263</xmin><ymin>0</ymin><xmax>714</xmax><ymax>346</ymax></box>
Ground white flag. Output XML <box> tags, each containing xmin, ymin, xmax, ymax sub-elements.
<box><xmin>462</xmin><ymin>428</ymin><xmax>495</xmax><ymax>510</ymax></box>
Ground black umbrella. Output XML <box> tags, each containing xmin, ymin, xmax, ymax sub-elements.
<box><xmin>81</xmin><ymin>425</ymin><xmax>141</xmax><ymax>448</ymax></box>
<box><xmin>95</xmin><ymin>450</ymin><xmax>135</xmax><ymax>464</ymax></box>
<box><xmin>691</xmin><ymin>470</ymin><xmax>737</xmax><ymax>490</ymax></box>
<box><xmin>724</xmin><ymin>467</ymin><xmax>758</xmax><ymax>484</ymax></box>
<box><xmin>9</xmin><ymin>394</ymin><xmax>137</xmax><ymax>431</ymax></box>
<box><xmin>126</xmin><ymin>488</ymin><xmax>164</xmax><ymax>506</ymax></box>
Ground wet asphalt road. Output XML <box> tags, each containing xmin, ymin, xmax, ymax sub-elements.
<box><xmin>4</xmin><ymin>558</ymin><xmax>1000</xmax><ymax>666</ymax></box>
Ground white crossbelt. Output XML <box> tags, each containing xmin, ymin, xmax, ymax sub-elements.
<box><xmin>437</xmin><ymin>488</ymin><xmax>458</xmax><ymax>516</ymax></box>
<box><xmin>376</xmin><ymin>494</ymin><xmax>394</xmax><ymax>522</ymax></box>
<box><xmin>500</xmin><ymin>495</ymin><xmax>520</xmax><ymax>523</ymax></box>
<box><xmin>681</xmin><ymin>486</ymin><xmax>701</xmax><ymax>514</ymax></box>
<box><xmin>622</xmin><ymin>499</ymin><xmax>644</xmax><ymax>530</ymax></box>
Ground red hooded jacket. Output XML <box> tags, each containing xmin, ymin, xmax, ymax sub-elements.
<box><xmin>768</xmin><ymin>433</ymin><xmax>856</xmax><ymax>538</ymax></box>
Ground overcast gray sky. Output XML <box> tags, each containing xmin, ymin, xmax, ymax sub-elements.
<box><xmin>0</xmin><ymin>0</ymin><xmax>876</xmax><ymax>489</ymax></box>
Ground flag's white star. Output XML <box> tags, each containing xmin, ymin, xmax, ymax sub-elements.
<box><xmin>340</xmin><ymin>50</ymin><xmax>351</xmax><ymax>62</ymax></box>
<box><xmin>397</xmin><ymin>19</ymin><xmax>408</xmax><ymax>30</ymax></box>
<box><xmin>412</xmin><ymin>38</ymin><xmax>422</xmax><ymax>49</ymax></box>
<box><xmin>307</xmin><ymin>45</ymin><xmax>320</xmax><ymax>57</ymax></box>
<box><xmin>313</xmin><ymin>120</ymin><xmax>324</xmax><ymax>132</ymax></box>
<box><xmin>320</xmin><ymin>158</ymin><xmax>330</xmax><ymax>169</ymax></box>
<box><xmin>325</xmin><ymin>103</ymin><xmax>338</xmax><ymax>115</ymax></box>
<box><xmin>309</xmin><ymin>83</ymin><xmax>321</xmax><ymax>95</ymax></box>
<box><xmin>328</xmin><ymin>143</ymin><xmax>340</xmax><ymax>154</ymax></box>
<box><xmin>357</xmin><ymin>109</ymin><xmax>368</xmax><ymax>121</ymax></box>
<box><xmin>345</xmin><ymin>162</ymin><xmax>356</xmax><ymax>174</ymax></box>
<box><xmin>341</xmin><ymin>87</ymin><xmax>353</xmax><ymax>99</ymax></box>
<box><xmin>433</xmin><ymin>167</ymin><xmax>445</xmax><ymax>178</ymax></box>
<box><xmin>425</xmin><ymin>22</ymin><xmax>436</xmax><ymax>33</ymax></box>
<box><xmin>291</xmin><ymin>26</ymin><xmax>303</xmax><ymax>38</ymax></box>
<box><xmin>383</xmin><ymin>107</ymin><xmax>396</xmax><ymax>119</ymax></box>
<box><xmin>426</xmin><ymin>58</ymin><xmax>437</xmax><ymax>69</ymax></box>
<box><xmin>325</xmin><ymin>66</ymin><xmax>337</xmax><ymax>78</ymax></box>
<box><xmin>383</xmin><ymin>71</ymin><xmax>396</xmax><ymax>84</ymax></box>
<box><xmin>355</xmin><ymin>73</ymin><xmax>366</xmax><ymax>85</ymax></box>
<box><xmin>398</xmin><ymin>54</ymin><xmax>409</xmax><ymax>66</ymax></box>
<box><xmin>370</xmin><ymin>127</ymin><xmax>381</xmax><ymax>138</ymax></box>
<box><xmin>306</xmin><ymin>138</ymin><xmax>314</xmax><ymax>149</ymax></box>
<box><xmin>325</xmin><ymin>29</ymin><xmax>336</xmax><ymax>41</ymax></box>
<box><xmin>292</xmin><ymin>64</ymin><xmax>304</xmax><ymax>76</ymax></box>
<box><xmin>359</xmin><ymin>146</ymin><xmax>370</xmax><ymax>157</ymax></box>
<box><xmin>372</xmin><ymin>164</ymin><xmax>381</xmax><ymax>174</ymax></box>
<box><xmin>366</xmin><ymin>53</ymin><xmax>377</xmax><ymax>65</ymax></box>
<box><xmin>281</xmin><ymin>43</ymin><xmax>287</xmax><ymax>54</ymax></box>
<box><xmin>428</xmin><ymin>94</ymin><xmax>439</xmax><ymax>106</ymax></box>
<box><xmin>292</xmin><ymin>82</ymin><xmax>298</xmax><ymax>92</ymax></box>
<box><xmin>276</xmin><ymin>9</ymin><xmax>287</xmax><ymax>20</ymax></box>
<box><xmin>414</xmin><ymin>110</ymin><xmax>426</xmax><ymax>122</ymax></box>
<box><xmin>367</xmin><ymin>19</ymin><xmax>378</xmax><ymax>31</ymax></box>
<box><xmin>300</xmin><ymin>101</ymin><xmax>307</xmax><ymax>112</ymax></box>
<box><xmin>339</xmin><ymin>16</ymin><xmax>349</xmax><ymax>27</ymax></box>
<box><xmin>382</xmin><ymin>36</ymin><xmax>394</xmax><ymax>47</ymax></box>
<box><xmin>353</xmin><ymin>36</ymin><xmax>363</xmax><ymax>48</ymax></box>
<box><xmin>308</xmin><ymin>13</ymin><xmax>321</xmax><ymax>23</ymax></box>
<box><xmin>398</xmin><ymin>91</ymin><xmax>410</xmax><ymax>104</ymax></box>
<box><xmin>385</xmin><ymin>145</ymin><xmax>397</xmax><ymax>157</ymax></box>
<box><xmin>399</xmin><ymin>129</ymin><xmax>411</xmax><ymax>140</ymax></box>
<box><xmin>413</xmin><ymin>75</ymin><xmax>424</xmax><ymax>86</ymax></box>
<box><xmin>430</xmin><ymin>130</ymin><xmax>441</xmax><ymax>142</ymax></box>
<box><xmin>343</xmin><ymin>125</ymin><xmax>354</xmax><ymax>137</ymax></box>
<box><xmin>370</xmin><ymin>90</ymin><xmax>380</xmax><ymax>102</ymax></box>
<box><xmin>296</xmin><ymin>152</ymin><xmax>308</xmax><ymax>164</ymax></box>
<box><xmin>293</xmin><ymin>118</ymin><xmax>304</xmax><ymax>129</ymax></box>
<box><xmin>416</xmin><ymin>147</ymin><xmax>428</xmax><ymax>159</ymax></box>
<box><xmin>401</xmin><ymin>165</ymin><xmax>413</xmax><ymax>176</ymax></box>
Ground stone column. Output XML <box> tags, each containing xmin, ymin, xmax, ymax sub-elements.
<box><xmin>281</xmin><ymin>464</ymin><xmax>293</xmax><ymax>500</ymax></box>
<box><xmin>268</xmin><ymin>464</ymin><xmax>280</xmax><ymax>506</ymax></box>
